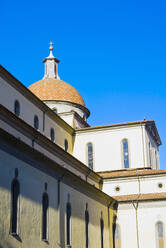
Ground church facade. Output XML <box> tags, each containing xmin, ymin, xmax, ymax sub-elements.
<box><xmin>0</xmin><ymin>43</ymin><xmax>165</xmax><ymax>248</ymax></box>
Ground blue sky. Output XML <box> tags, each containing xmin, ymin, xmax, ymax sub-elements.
<box><xmin>1</xmin><ymin>0</ymin><xmax>166</xmax><ymax>168</ymax></box>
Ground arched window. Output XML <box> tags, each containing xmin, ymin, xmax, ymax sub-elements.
<box><xmin>66</xmin><ymin>202</ymin><xmax>71</xmax><ymax>245</ymax></box>
<box><xmin>14</xmin><ymin>100</ymin><xmax>20</xmax><ymax>116</ymax></box>
<box><xmin>50</xmin><ymin>128</ymin><xmax>55</xmax><ymax>142</ymax></box>
<box><xmin>34</xmin><ymin>115</ymin><xmax>39</xmax><ymax>130</ymax></box>
<box><xmin>42</xmin><ymin>193</ymin><xmax>49</xmax><ymax>241</ymax></box>
<box><xmin>87</xmin><ymin>143</ymin><xmax>93</xmax><ymax>170</ymax></box>
<box><xmin>11</xmin><ymin>179</ymin><xmax>20</xmax><ymax>235</ymax></box>
<box><xmin>64</xmin><ymin>139</ymin><xmax>68</xmax><ymax>152</ymax></box>
<box><xmin>122</xmin><ymin>139</ymin><xmax>129</xmax><ymax>168</ymax></box>
<box><xmin>156</xmin><ymin>222</ymin><xmax>164</xmax><ymax>248</ymax></box>
<box><xmin>100</xmin><ymin>218</ymin><xmax>104</xmax><ymax>248</ymax></box>
<box><xmin>113</xmin><ymin>224</ymin><xmax>120</xmax><ymax>248</ymax></box>
<box><xmin>85</xmin><ymin>208</ymin><xmax>89</xmax><ymax>248</ymax></box>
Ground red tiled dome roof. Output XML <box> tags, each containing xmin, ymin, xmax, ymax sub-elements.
<box><xmin>28</xmin><ymin>78</ymin><xmax>85</xmax><ymax>106</ymax></box>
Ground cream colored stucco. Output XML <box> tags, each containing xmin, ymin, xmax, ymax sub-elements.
<box><xmin>0</xmin><ymin>146</ymin><xmax>114</xmax><ymax>248</ymax></box>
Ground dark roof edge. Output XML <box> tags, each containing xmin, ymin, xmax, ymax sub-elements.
<box><xmin>0</xmin><ymin>104</ymin><xmax>101</xmax><ymax>183</ymax></box>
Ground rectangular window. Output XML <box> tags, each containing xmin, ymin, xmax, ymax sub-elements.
<box><xmin>122</xmin><ymin>140</ymin><xmax>129</xmax><ymax>168</ymax></box>
<box><xmin>66</xmin><ymin>203</ymin><xmax>71</xmax><ymax>245</ymax></box>
<box><xmin>87</xmin><ymin>143</ymin><xmax>93</xmax><ymax>170</ymax></box>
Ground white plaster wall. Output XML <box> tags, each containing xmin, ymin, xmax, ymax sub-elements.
<box><xmin>45</xmin><ymin>101</ymin><xmax>87</xmax><ymax>119</ymax></box>
<box><xmin>140</xmin><ymin>175</ymin><xmax>166</xmax><ymax>194</ymax></box>
<box><xmin>145</xmin><ymin>128</ymin><xmax>159</xmax><ymax>169</ymax></box>
<box><xmin>117</xmin><ymin>201</ymin><xmax>166</xmax><ymax>248</ymax></box>
<box><xmin>74</xmin><ymin>126</ymin><xmax>145</xmax><ymax>172</ymax></box>
<box><xmin>102</xmin><ymin>174</ymin><xmax>166</xmax><ymax>197</ymax></box>
<box><xmin>103</xmin><ymin>178</ymin><xmax>140</xmax><ymax>196</ymax></box>
<box><xmin>59</xmin><ymin>113</ymin><xmax>87</xmax><ymax>129</ymax></box>
<box><xmin>60</xmin><ymin>114</ymin><xmax>74</xmax><ymax>127</ymax></box>
<box><xmin>116</xmin><ymin>205</ymin><xmax>137</xmax><ymax>248</ymax></box>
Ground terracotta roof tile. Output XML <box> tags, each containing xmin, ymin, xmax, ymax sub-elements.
<box><xmin>98</xmin><ymin>168</ymin><xmax>166</xmax><ymax>179</ymax></box>
<box><xmin>76</xmin><ymin>120</ymin><xmax>150</xmax><ymax>130</ymax></box>
<box><xmin>114</xmin><ymin>193</ymin><xmax>166</xmax><ymax>202</ymax></box>
<box><xmin>28</xmin><ymin>78</ymin><xmax>85</xmax><ymax>106</ymax></box>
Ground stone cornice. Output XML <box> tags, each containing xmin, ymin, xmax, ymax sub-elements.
<box><xmin>0</xmin><ymin>126</ymin><xmax>114</xmax><ymax>206</ymax></box>
<box><xmin>114</xmin><ymin>193</ymin><xmax>166</xmax><ymax>202</ymax></box>
<box><xmin>75</xmin><ymin>120</ymin><xmax>161</xmax><ymax>146</ymax></box>
<box><xmin>0</xmin><ymin>104</ymin><xmax>101</xmax><ymax>184</ymax></box>
<box><xmin>98</xmin><ymin>168</ymin><xmax>166</xmax><ymax>179</ymax></box>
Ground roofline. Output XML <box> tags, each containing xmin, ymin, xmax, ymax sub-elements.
<box><xmin>0</xmin><ymin>65</ymin><xmax>74</xmax><ymax>135</ymax></box>
<box><xmin>145</xmin><ymin>120</ymin><xmax>162</xmax><ymax>145</ymax></box>
<box><xmin>98</xmin><ymin>168</ymin><xmax>166</xmax><ymax>179</ymax></box>
<box><xmin>43</xmin><ymin>57</ymin><xmax>60</xmax><ymax>63</ymax></box>
<box><xmin>0</xmin><ymin>103</ymin><xmax>101</xmax><ymax>183</ymax></box>
<box><xmin>0</xmin><ymin>65</ymin><xmax>161</xmax><ymax>145</ymax></box>
<box><xmin>76</xmin><ymin>120</ymin><xmax>162</xmax><ymax>146</ymax></box>
<box><xmin>113</xmin><ymin>193</ymin><xmax>166</xmax><ymax>203</ymax></box>
<box><xmin>76</xmin><ymin>120</ymin><xmax>152</xmax><ymax>131</ymax></box>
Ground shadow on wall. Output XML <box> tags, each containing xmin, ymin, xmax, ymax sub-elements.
<box><xmin>0</xmin><ymin>138</ymin><xmax>114</xmax><ymax>248</ymax></box>
<box><xmin>112</xmin><ymin>202</ymin><xmax>118</xmax><ymax>248</ymax></box>
<box><xmin>0</xmin><ymin>139</ymin><xmax>109</xmax><ymax>226</ymax></box>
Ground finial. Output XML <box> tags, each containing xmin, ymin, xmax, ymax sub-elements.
<box><xmin>144</xmin><ymin>117</ymin><xmax>146</xmax><ymax>121</ymax></box>
<box><xmin>48</xmin><ymin>41</ymin><xmax>54</xmax><ymax>58</ymax></box>
<box><xmin>43</xmin><ymin>41</ymin><xmax>60</xmax><ymax>79</ymax></box>
<box><xmin>49</xmin><ymin>41</ymin><xmax>53</xmax><ymax>51</ymax></box>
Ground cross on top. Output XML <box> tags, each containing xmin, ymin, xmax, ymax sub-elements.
<box><xmin>49</xmin><ymin>41</ymin><xmax>54</xmax><ymax>50</ymax></box>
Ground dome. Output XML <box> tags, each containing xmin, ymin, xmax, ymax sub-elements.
<box><xmin>28</xmin><ymin>78</ymin><xmax>85</xmax><ymax>106</ymax></box>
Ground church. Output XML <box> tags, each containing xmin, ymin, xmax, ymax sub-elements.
<box><xmin>0</xmin><ymin>43</ymin><xmax>165</xmax><ymax>248</ymax></box>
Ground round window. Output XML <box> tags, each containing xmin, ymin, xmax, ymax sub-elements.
<box><xmin>115</xmin><ymin>186</ymin><xmax>120</xmax><ymax>192</ymax></box>
<box><xmin>158</xmin><ymin>183</ymin><xmax>163</xmax><ymax>188</ymax></box>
